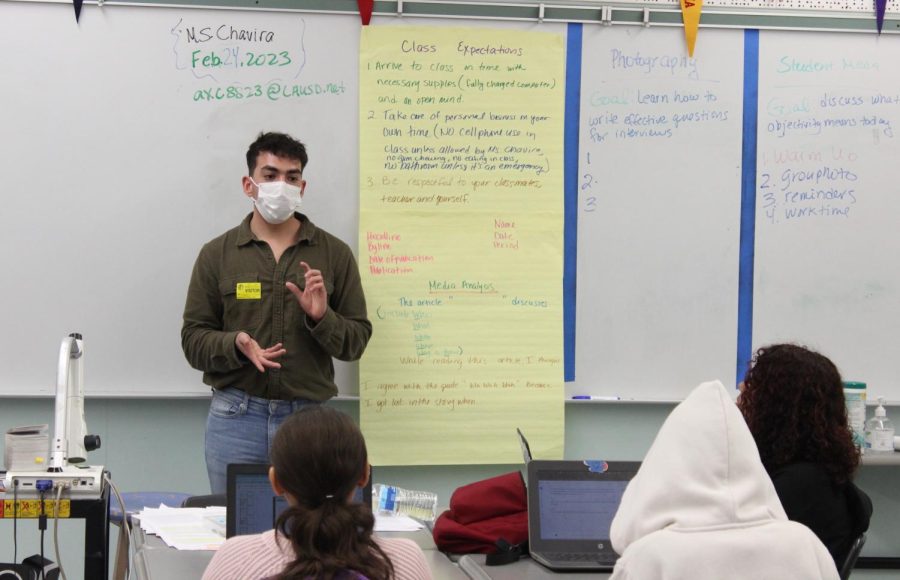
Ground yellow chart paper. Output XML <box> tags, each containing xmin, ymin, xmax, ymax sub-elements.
<box><xmin>359</xmin><ymin>26</ymin><xmax>565</xmax><ymax>465</ymax></box>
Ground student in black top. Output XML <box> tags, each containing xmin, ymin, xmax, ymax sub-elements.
<box><xmin>738</xmin><ymin>344</ymin><xmax>872</xmax><ymax>570</ymax></box>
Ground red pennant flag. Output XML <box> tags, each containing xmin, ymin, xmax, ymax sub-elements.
<box><xmin>358</xmin><ymin>0</ymin><xmax>374</xmax><ymax>26</ymax></box>
<box><xmin>73</xmin><ymin>0</ymin><xmax>83</xmax><ymax>22</ymax></box>
<box><xmin>876</xmin><ymin>0</ymin><xmax>887</xmax><ymax>33</ymax></box>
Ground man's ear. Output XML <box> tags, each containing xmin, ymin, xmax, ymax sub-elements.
<box><xmin>269</xmin><ymin>466</ymin><xmax>286</xmax><ymax>496</ymax></box>
<box><xmin>242</xmin><ymin>175</ymin><xmax>257</xmax><ymax>199</ymax></box>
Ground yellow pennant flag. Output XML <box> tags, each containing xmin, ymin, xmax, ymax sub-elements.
<box><xmin>680</xmin><ymin>0</ymin><xmax>702</xmax><ymax>57</ymax></box>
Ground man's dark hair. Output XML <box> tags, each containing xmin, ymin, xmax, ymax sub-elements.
<box><xmin>246</xmin><ymin>132</ymin><xmax>308</xmax><ymax>175</ymax></box>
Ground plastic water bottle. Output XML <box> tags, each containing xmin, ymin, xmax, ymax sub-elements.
<box><xmin>843</xmin><ymin>381</ymin><xmax>867</xmax><ymax>451</ymax></box>
<box><xmin>865</xmin><ymin>397</ymin><xmax>895</xmax><ymax>454</ymax></box>
<box><xmin>372</xmin><ymin>484</ymin><xmax>438</xmax><ymax>523</ymax></box>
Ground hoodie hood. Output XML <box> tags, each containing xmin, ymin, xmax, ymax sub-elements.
<box><xmin>611</xmin><ymin>380</ymin><xmax>787</xmax><ymax>553</ymax></box>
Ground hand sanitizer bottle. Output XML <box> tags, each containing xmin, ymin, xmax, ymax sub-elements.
<box><xmin>865</xmin><ymin>397</ymin><xmax>895</xmax><ymax>453</ymax></box>
<box><xmin>843</xmin><ymin>381</ymin><xmax>867</xmax><ymax>451</ymax></box>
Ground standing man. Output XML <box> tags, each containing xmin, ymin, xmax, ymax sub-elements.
<box><xmin>182</xmin><ymin>132</ymin><xmax>372</xmax><ymax>493</ymax></box>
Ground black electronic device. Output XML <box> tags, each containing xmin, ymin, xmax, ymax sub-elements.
<box><xmin>225</xmin><ymin>463</ymin><xmax>373</xmax><ymax>538</ymax></box>
<box><xmin>527</xmin><ymin>459</ymin><xmax>640</xmax><ymax>572</ymax></box>
<box><xmin>0</xmin><ymin>555</ymin><xmax>60</xmax><ymax>580</ymax></box>
<box><xmin>22</xmin><ymin>555</ymin><xmax>59</xmax><ymax>580</ymax></box>
<box><xmin>0</xmin><ymin>564</ymin><xmax>37</xmax><ymax>580</ymax></box>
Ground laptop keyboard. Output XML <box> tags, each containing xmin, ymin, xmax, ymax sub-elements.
<box><xmin>546</xmin><ymin>552</ymin><xmax>613</xmax><ymax>563</ymax></box>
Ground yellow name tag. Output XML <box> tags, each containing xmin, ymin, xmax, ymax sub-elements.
<box><xmin>236</xmin><ymin>282</ymin><xmax>261</xmax><ymax>300</ymax></box>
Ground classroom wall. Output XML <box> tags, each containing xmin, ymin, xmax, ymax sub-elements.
<box><xmin>1</xmin><ymin>398</ymin><xmax>899</xmax><ymax>579</ymax></box>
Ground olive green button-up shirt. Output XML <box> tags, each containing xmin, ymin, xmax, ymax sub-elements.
<box><xmin>181</xmin><ymin>213</ymin><xmax>372</xmax><ymax>401</ymax></box>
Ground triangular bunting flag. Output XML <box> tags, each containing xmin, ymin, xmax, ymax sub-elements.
<box><xmin>876</xmin><ymin>0</ymin><xmax>887</xmax><ymax>33</ymax></box>
<box><xmin>358</xmin><ymin>0</ymin><xmax>374</xmax><ymax>26</ymax></box>
<box><xmin>680</xmin><ymin>0</ymin><xmax>702</xmax><ymax>57</ymax></box>
<box><xmin>73</xmin><ymin>0</ymin><xmax>83</xmax><ymax>22</ymax></box>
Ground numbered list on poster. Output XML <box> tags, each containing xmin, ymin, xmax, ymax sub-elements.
<box><xmin>358</xmin><ymin>26</ymin><xmax>566</xmax><ymax>465</ymax></box>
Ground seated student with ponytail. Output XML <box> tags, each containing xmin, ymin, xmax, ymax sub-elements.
<box><xmin>202</xmin><ymin>406</ymin><xmax>432</xmax><ymax>580</ymax></box>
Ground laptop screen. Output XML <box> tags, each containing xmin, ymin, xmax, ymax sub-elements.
<box><xmin>226</xmin><ymin>463</ymin><xmax>373</xmax><ymax>538</ymax></box>
<box><xmin>538</xmin><ymin>479</ymin><xmax>629</xmax><ymax>540</ymax></box>
<box><xmin>230</xmin><ymin>469</ymin><xmax>290</xmax><ymax>537</ymax></box>
<box><xmin>517</xmin><ymin>428</ymin><xmax>533</xmax><ymax>464</ymax></box>
<box><xmin>527</xmin><ymin>459</ymin><xmax>640</xmax><ymax>571</ymax></box>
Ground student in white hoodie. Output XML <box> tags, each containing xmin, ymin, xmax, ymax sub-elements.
<box><xmin>609</xmin><ymin>380</ymin><xmax>839</xmax><ymax>580</ymax></box>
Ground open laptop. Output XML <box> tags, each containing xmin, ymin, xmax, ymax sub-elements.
<box><xmin>226</xmin><ymin>463</ymin><xmax>373</xmax><ymax>538</ymax></box>
<box><xmin>517</xmin><ymin>427</ymin><xmax>533</xmax><ymax>464</ymax></box>
<box><xmin>527</xmin><ymin>459</ymin><xmax>640</xmax><ymax>571</ymax></box>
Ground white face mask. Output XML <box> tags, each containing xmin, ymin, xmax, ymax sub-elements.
<box><xmin>250</xmin><ymin>178</ymin><xmax>303</xmax><ymax>224</ymax></box>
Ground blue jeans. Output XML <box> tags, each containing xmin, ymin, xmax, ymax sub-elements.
<box><xmin>205</xmin><ymin>387</ymin><xmax>319</xmax><ymax>494</ymax></box>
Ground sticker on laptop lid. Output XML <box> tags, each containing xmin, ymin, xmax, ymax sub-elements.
<box><xmin>584</xmin><ymin>460</ymin><xmax>609</xmax><ymax>473</ymax></box>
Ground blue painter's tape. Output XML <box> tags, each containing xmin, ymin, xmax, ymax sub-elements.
<box><xmin>736</xmin><ymin>29</ymin><xmax>760</xmax><ymax>386</ymax></box>
<box><xmin>564</xmin><ymin>23</ymin><xmax>583</xmax><ymax>382</ymax></box>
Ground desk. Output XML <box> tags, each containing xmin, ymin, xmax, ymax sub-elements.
<box><xmin>858</xmin><ymin>451</ymin><xmax>900</xmax><ymax>569</ymax></box>
<box><xmin>860</xmin><ymin>451</ymin><xmax>900</xmax><ymax>467</ymax></box>
<box><xmin>132</xmin><ymin>531</ymin><xmax>211</xmax><ymax>580</ymax></box>
<box><xmin>0</xmin><ymin>480</ymin><xmax>110</xmax><ymax>580</ymax></box>
<box><xmin>458</xmin><ymin>554</ymin><xmax>611</xmax><ymax>579</ymax></box>
<box><xmin>130</xmin><ymin>524</ymin><xmax>467</xmax><ymax>579</ymax></box>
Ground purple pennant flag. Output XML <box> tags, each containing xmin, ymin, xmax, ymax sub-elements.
<box><xmin>73</xmin><ymin>0</ymin><xmax>83</xmax><ymax>22</ymax></box>
<box><xmin>876</xmin><ymin>0</ymin><xmax>887</xmax><ymax>33</ymax></box>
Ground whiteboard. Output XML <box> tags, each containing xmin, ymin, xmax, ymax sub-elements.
<box><xmin>754</xmin><ymin>30</ymin><xmax>900</xmax><ymax>402</ymax></box>
<box><xmin>572</xmin><ymin>26</ymin><xmax>745</xmax><ymax>401</ymax></box>
<box><xmin>5</xmin><ymin>2</ymin><xmax>900</xmax><ymax>402</ymax></box>
<box><xmin>0</xmin><ymin>3</ymin><xmax>360</xmax><ymax>396</ymax></box>
<box><xmin>0</xmin><ymin>3</ymin><xmax>564</xmax><ymax>398</ymax></box>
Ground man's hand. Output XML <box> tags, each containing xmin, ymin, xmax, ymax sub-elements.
<box><xmin>235</xmin><ymin>332</ymin><xmax>286</xmax><ymax>372</ymax></box>
<box><xmin>286</xmin><ymin>261</ymin><xmax>327</xmax><ymax>323</ymax></box>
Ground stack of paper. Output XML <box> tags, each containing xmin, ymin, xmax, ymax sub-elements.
<box><xmin>135</xmin><ymin>505</ymin><xmax>421</xmax><ymax>548</ymax></box>
<box><xmin>137</xmin><ymin>504</ymin><xmax>226</xmax><ymax>550</ymax></box>
<box><xmin>374</xmin><ymin>513</ymin><xmax>425</xmax><ymax>532</ymax></box>
<box><xmin>4</xmin><ymin>424</ymin><xmax>49</xmax><ymax>471</ymax></box>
